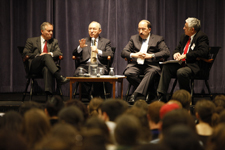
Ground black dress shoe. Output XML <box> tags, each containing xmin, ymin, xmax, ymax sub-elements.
<box><xmin>128</xmin><ymin>95</ymin><xmax>136</xmax><ymax>103</ymax></box>
<box><xmin>158</xmin><ymin>94</ymin><xmax>167</xmax><ymax>102</ymax></box>
<box><xmin>59</xmin><ymin>75</ymin><xmax>70</xmax><ymax>85</ymax></box>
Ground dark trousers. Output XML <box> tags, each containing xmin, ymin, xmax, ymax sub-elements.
<box><xmin>157</xmin><ymin>63</ymin><xmax>193</xmax><ymax>94</ymax></box>
<box><xmin>124</xmin><ymin>64</ymin><xmax>159</xmax><ymax>96</ymax></box>
<box><xmin>30</xmin><ymin>54</ymin><xmax>59</xmax><ymax>93</ymax></box>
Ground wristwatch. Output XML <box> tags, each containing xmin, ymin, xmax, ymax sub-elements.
<box><xmin>152</xmin><ymin>54</ymin><xmax>155</xmax><ymax>58</ymax></box>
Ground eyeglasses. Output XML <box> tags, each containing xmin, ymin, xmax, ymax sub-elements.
<box><xmin>89</xmin><ymin>28</ymin><xmax>98</xmax><ymax>31</ymax></box>
<box><xmin>137</xmin><ymin>28</ymin><xmax>148</xmax><ymax>32</ymax></box>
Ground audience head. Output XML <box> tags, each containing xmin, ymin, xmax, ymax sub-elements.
<box><xmin>219</xmin><ymin>110</ymin><xmax>225</xmax><ymax>124</ymax></box>
<box><xmin>161</xmin><ymin>109</ymin><xmax>196</xmax><ymax>135</ymax></box>
<box><xmin>160</xmin><ymin>103</ymin><xmax>180</xmax><ymax>119</ymax></box>
<box><xmin>58</xmin><ymin>105</ymin><xmax>84</xmax><ymax>130</ymax></box>
<box><xmin>134</xmin><ymin>99</ymin><xmax>149</xmax><ymax>112</ymax></box>
<box><xmin>66</xmin><ymin>99</ymin><xmax>89</xmax><ymax>121</ymax></box>
<box><xmin>195</xmin><ymin>99</ymin><xmax>219</xmax><ymax>127</ymax></box>
<box><xmin>125</xmin><ymin>106</ymin><xmax>151</xmax><ymax>143</ymax></box>
<box><xmin>167</xmin><ymin>100</ymin><xmax>182</xmax><ymax>108</ymax></box>
<box><xmin>45</xmin><ymin>95</ymin><xmax>64</xmax><ymax>117</ymax></box>
<box><xmin>0</xmin><ymin>129</ymin><xmax>28</xmax><ymax>150</ymax></box>
<box><xmin>19</xmin><ymin>101</ymin><xmax>43</xmax><ymax>116</ymax></box>
<box><xmin>147</xmin><ymin>101</ymin><xmax>165</xmax><ymax>124</ymax></box>
<box><xmin>207</xmin><ymin>123</ymin><xmax>225</xmax><ymax>150</ymax></box>
<box><xmin>115</xmin><ymin>114</ymin><xmax>141</xmax><ymax>146</ymax></box>
<box><xmin>213</xmin><ymin>94</ymin><xmax>225</xmax><ymax>114</ymax></box>
<box><xmin>171</xmin><ymin>89</ymin><xmax>191</xmax><ymax>111</ymax></box>
<box><xmin>84</xmin><ymin>116</ymin><xmax>112</xmax><ymax>144</ymax></box>
<box><xmin>162</xmin><ymin>124</ymin><xmax>203</xmax><ymax>150</ymax></box>
<box><xmin>22</xmin><ymin>108</ymin><xmax>51</xmax><ymax>149</ymax></box>
<box><xmin>88</xmin><ymin>21</ymin><xmax>102</xmax><ymax>39</ymax></box>
<box><xmin>138</xmin><ymin>20</ymin><xmax>151</xmax><ymax>39</ymax></box>
<box><xmin>1</xmin><ymin>110</ymin><xmax>23</xmax><ymax>134</ymax></box>
<box><xmin>99</xmin><ymin>99</ymin><xmax>129</xmax><ymax>122</ymax></box>
<box><xmin>87</xmin><ymin>97</ymin><xmax>104</xmax><ymax>117</ymax></box>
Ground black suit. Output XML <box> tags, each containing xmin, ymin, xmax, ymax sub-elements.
<box><xmin>73</xmin><ymin>36</ymin><xmax>113</xmax><ymax>75</ymax></box>
<box><xmin>157</xmin><ymin>30</ymin><xmax>209</xmax><ymax>94</ymax></box>
<box><xmin>121</xmin><ymin>34</ymin><xmax>170</xmax><ymax>96</ymax></box>
<box><xmin>23</xmin><ymin>36</ymin><xmax>62</xmax><ymax>93</ymax></box>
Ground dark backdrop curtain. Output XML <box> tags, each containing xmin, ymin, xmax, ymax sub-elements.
<box><xmin>1</xmin><ymin>0</ymin><xmax>224</xmax><ymax>97</ymax></box>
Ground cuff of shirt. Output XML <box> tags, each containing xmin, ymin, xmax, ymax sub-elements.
<box><xmin>77</xmin><ymin>46</ymin><xmax>83</xmax><ymax>53</ymax></box>
<box><xmin>98</xmin><ymin>49</ymin><xmax>103</xmax><ymax>55</ymax></box>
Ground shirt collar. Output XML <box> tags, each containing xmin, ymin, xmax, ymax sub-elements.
<box><xmin>41</xmin><ymin>36</ymin><xmax>45</xmax><ymax>43</ymax></box>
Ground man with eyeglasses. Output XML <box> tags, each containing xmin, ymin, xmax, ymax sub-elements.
<box><xmin>73</xmin><ymin>21</ymin><xmax>113</xmax><ymax>98</ymax></box>
<box><xmin>121</xmin><ymin>20</ymin><xmax>170</xmax><ymax>103</ymax></box>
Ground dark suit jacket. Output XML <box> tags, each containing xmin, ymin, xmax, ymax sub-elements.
<box><xmin>23</xmin><ymin>36</ymin><xmax>62</xmax><ymax>70</ymax></box>
<box><xmin>173</xmin><ymin>30</ymin><xmax>209</xmax><ymax>74</ymax></box>
<box><xmin>121</xmin><ymin>34</ymin><xmax>170</xmax><ymax>72</ymax></box>
<box><xmin>72</xmin><ymin>36</ymin><xmax>113</xmax><ymax>67</ymax></box>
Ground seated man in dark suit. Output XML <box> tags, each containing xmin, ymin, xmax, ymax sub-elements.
<box><xmin>72</xmin><ymin>21</ymin><xmax>113</xmax><ymax>97</ymax></box>
<box><xmin>23</xmin><ymin>22</ymin><xmax>69</xmax><ymax>96</ymax></box>
<box><xmin>157</xmin><ymin>17</ymin><xmax>209</xmax><ymax>102</ymax></box>
<box><xmin>121</xmin><ymin>20</ymin><xmax>170</xmax><ymax>102</ymax></box>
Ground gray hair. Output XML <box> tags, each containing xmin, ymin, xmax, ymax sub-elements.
<box><xmin>40</xmin><ymin>22</ymin><xmax>53</xmax><ymax>31</ymax></box>
<box><xmin>89</xmin><ymin>21</ymin><xmax>101</xmax><ymax>30</ymax></box>
<box><xmin>185</xmin><ymin>17</ymin><xmax>201</xmax><ymax>32</ymax></box>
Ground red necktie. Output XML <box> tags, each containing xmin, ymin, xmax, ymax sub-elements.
<box><xmin>43</xmin><ymin>40</ymin><xmax>48</xmax><ymax>53</ymax></box>
<box><xmin>182</xmin><ymin>37</ymin><xmax>191</xmax><ymax>61</ymax></box>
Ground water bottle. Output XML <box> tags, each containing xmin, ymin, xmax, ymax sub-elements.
<box><xmin>109</xmin><ymin>67</ymin><xmax>114</xmax><ymax>76</ymax></box>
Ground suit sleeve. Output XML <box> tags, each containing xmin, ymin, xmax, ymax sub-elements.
<box><xmin>23</xmin><ymin>38</ymin><xmax>39</xmax><ymax>59</ymax></box>
<box><xmin>100</xmin><ymin>39</ymin><xmax>113</xmax><ymax>57</ymax></box>
<box><xmin>121</xmin><ymin>37</ymin><xmax>134</xmax><ymax>59</ymax></box>
<box><xmin>152</xmin><ymin>36</ymin><xmax>170</xmax><ymax>59</ymax></box>
<box><xmin>51</xmin><ymin>39</ymin><xmax>62</xmax><ymax>57</ymax></box>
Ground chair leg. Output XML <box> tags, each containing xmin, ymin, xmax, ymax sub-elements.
<box><xmin>23</xmin><ymin>78</ymin><xmax>31</xmax><ymax>102</ymax></box>
<box><xmin>30</xmin><ymin>79</ymin><xmax>34</xmax><ymax>101</ymax></box>
<box><xmin>205</xmin><ymin>80</ymin><xmax>212</xmax><ymax>100</ymax></box>
<box><xmin>126</xmin><ymin>83</ymin><xmax>132</xmax><ymax>101</ymax></box>
<box><xmin>103</xmin><ymin>82</ymin><xmax>107</xmax><ymax>100</ymax></box>
<box><xmin>191</xmin><ymin>79</ymin><xmax>194</xmax><ymax>105</ymax></box>
<box><xmin>169</xmin><ymin>78</ymin><xmax>177</xmax><ymax>99</ymax></box>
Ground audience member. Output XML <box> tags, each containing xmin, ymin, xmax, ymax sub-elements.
<box><xmin>115</xmin><ymin>114</ymin><xmax>142</xmax><ymax>149</ymax></box>
<box><xmin>22</xmin><ymin>108</ymin><xmax>51</xmax><ymax>149</ymax></box>
<box><xmin>159</xmin><ymin>103</ymin><xmax>180</xmax><ymax>119</ymax></box>
<box><xmin>19</xmin><ymin>101</ymin><xmax>43</xmax><ymax>116</ymax></box>
<box><xmin>206</xmin><ymin>123</ymin><xmax>225</xmax><ymax>150</ymax></box>
<box><xmin>213</xmin><ymin>94</ymin><xmax>225</xmax><ymax>114</ymax></box>
<box><xmin>66</xmin><ymin>99</ymin><xmax>89</xmax><ymax>121</ymax></box>
<box><xmin>133</xmin><ymin>99</ymin><xmax>149</xmax><ymax>112</ymax></box>
<box><xmin>147</xmin><ymin>101</ymin><xmax>165</xmax><ymax>140</ymax></box>
<box><xmin>87</xmin><ymin>97</ymin><xmax>104</xmax><ymax>117</ymax></box>
<box><xmin>167</xmin><ymin>99</ymin><xmax>182</xmax><ymax>108</ymax></box>
<box><xmin>195</xmin><ymin>99</ymin><xmax>220</xmax><ymax>146</ymax></box>
<box><xmin>45</xmin><ymin>95</ymin><xmax>65</xmax><ymax>126</ymax></box>
<box><xmin>170</xmin><ymin>89</ymin><xmax>191</xmax><ymax>111</ymax></box>
<box><xmin>161</xmin><ymin>124</ymin><xmax>203</xmax><ymax>150</ymax></box>
<box><xmin>125</xmin><ymin>106</ymin><xmax>151</xmax><ymax>143</ymax></box>
<box><xmin>58</xmin><ymin>105</ymin><xmax>84</xmax><ymax>130</ymax></box>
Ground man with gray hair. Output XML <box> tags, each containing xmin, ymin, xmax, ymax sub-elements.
<box><xmin>157</xmin><ymin>17</ymin><xmax>209</xmax><ymax>102</ymax></box>
<box><xmin>23</xmin><ymin>22</ymin><xmax>69</xmax><ymax>97</ymax></box>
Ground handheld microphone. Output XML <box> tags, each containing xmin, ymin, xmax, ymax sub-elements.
<box><xmin>91</xmin><ymin>38</ymin><xmax>95</xmax><ymax>46</ymax></box>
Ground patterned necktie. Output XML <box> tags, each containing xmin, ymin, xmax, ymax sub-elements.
<box><xmin>43</xmin><ymin>40</ymin><xmax>48</xmax><ymax>53</ymax></box>
<box><xmin>182</xmin><ymin>37</ymin><xmax>191</xmax><ymax>61</ymax></box>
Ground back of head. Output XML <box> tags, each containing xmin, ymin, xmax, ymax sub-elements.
<box><xmin>58</xmin><ymin>106</ymin><xmax>84</xmax><ymax>130</ymax></box>
<box><xmin>162</xmin><ymin>124</ymin><xmax>203</xmax><ymax>150</ymax></box>
<box><xmin>171</xmin><ymin>89</ymin><xmax>191</xmax><ymax>111</ymax></box>
<box><xmin>213</xmin><ymin>95</ymin><xmax>225</xmax><ymax>114</ymax></box>
<box><xmin>160</xmin><ymin>103</ymin><xmax>180</xmax><ymax>119</ymax></box>
<box><xmin>66</xmin><ymin>99</ymin><xmax>89</xmax><ymax>120</ymax></box>
<box><xmin>161</xmin><ymin>109</ymin><xmax>196</xmax><ymax>135</ymax></box>
<box><xmin>19</xmin><ymin>101</ymin><xmax>43</xmax><ymax>116</ymax></box>
<box><xmin>2</xmin><ymin>110</ymin><xmax>23</xmax><ymax>134</ymax></box>
<box><xmin>207</xmin><ymin>123</ymin><xmax>225</xmax><ymax>150</ymax></box>
<box><xmin>134</xmin><ymin>99</ymin><xmax>148</xmax><ymax>112</ymax></box>
<box><xmin>100</xmin><ymin>99</ymin><xmax>129</xmax><ymax>121</ymax></box>
<box><xmin>88</xmin><ymin>98</ymin><xmax>104</xmax><ymax>117</ymax></box>
<box><xmin>195</xmin><ymin>99</ymin><xmax>219</xmax><ymax>126</ymax></box>
<box><xmin>46</xmin><ymin>95</ymin><xmax>64</xmax><ymax>117</ymax></box>
<box><xmin>148</xmin><ymin>101</ymin><xmax>165</xmax><ymax>123</ymax></box>
<box><xmin>115</xmin><ymin>114</ymin><xmax>141</xmax><ymax>146</ymax></box>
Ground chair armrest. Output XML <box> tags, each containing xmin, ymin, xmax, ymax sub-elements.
<box><xmin>59</xmin><ymin>55</ymin><xmax>63</xmax><ymax>60</ymax></box>
<box><xmin>107</xmin><ymin>56</ymin><xmax>111</xmax><ymax>60</ymax></box>
<box><xmin>196</xmin><ymin>57</ymin><xmax>213</xmax><ymax>63</ymax></box>
<box><xmin>23</xmin><ymin>55</ymin><xmax>29</xmax><ymax>62</ymax></box>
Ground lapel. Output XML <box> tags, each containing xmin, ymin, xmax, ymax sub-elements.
<box><xmin>97</xmin><ymin>36</ymin><xmax>102</xmax><ymax>49</ymax></box>
<box><xmin>37</xmin><ymin>37</ymin><xmax>42</xmax><ymax>53</ymax></box>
